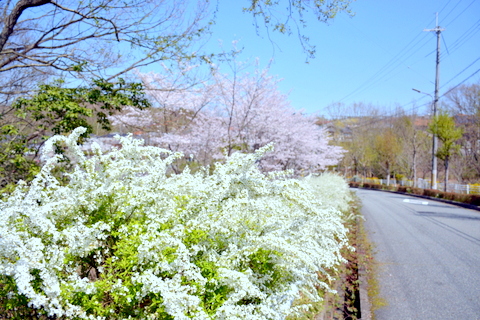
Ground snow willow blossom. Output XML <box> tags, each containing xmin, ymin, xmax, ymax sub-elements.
<box><xmin>0</xmin><ymin>127</ymin><xmax>349</xmax><ymax>319</ymax></box>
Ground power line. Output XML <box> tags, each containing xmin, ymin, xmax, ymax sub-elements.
<box><xmin>430</xmin><ymin>18</ymin><xmax>480</xmax><ymax>60</ymax></box>
<box><xmin>438</xmin><ymin>0</ymin><xmax>455</xmax><ymax>17</ymax></box>
<box><xmin>441</xmin><ymin>67</ymin><xmax>480</xmax><ymax>98</ymax></box>
<box><xmin>338</xmin><ymin>31</ymin><xmax>432</xmax><ymax>102</ymax></box>
<box><xmin>440</xmin><ymin>0</ymin><xmax>462</xmax><ymax>25</ymax></box>
<box><xmin>446</xmin><ymin>18</ymin><xmax>480</xmax><ymax>55</ymax></box>
<box><xmin>337</xmin><ymin>6</ymin><xmax>479</xmax><ymax>106</ymax></box>
<box><xmin>441</xmin><ymin>56</ymin><xmax>480</xmax><ymax>89</ymax></box>
<box><xmin>443</xmin><ymin>0</ymin><xmax>477</xmax><ymax>28</ymax></box>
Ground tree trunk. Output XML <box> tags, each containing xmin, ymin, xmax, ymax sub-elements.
<box><xmin>444</xmin><ymin>156</ymin><xmax>449</xmax><ymax>192</ymax></box>
<box><xmin>413</xmin><ymin>148</ymin><xmax>417</xmax><ymax>188</ymax></box>
<box><xmin>353</xmin><ymin>157</ymin><xmax>358</xmax><ymax>176</ymax></box>
<box><xmin>386</xmin><ymin>162</ymin><xmax>391</xmax><ymax>186</ymax></box>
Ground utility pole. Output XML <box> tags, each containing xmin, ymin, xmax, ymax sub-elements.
<box><xmin>424</xmin><ymin>13</ymin><xmax>444</xmax><ymax>190</ymax></box>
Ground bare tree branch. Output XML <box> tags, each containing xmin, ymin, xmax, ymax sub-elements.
<box><xmin>0</xmin><ymin>0</ymin><xmax>212</xmax><ymax>80</ymax></box>
<box><xmin>0</xmin><ymin>0</ymin><xmax>51</xmax><ymax>51</ymax></box>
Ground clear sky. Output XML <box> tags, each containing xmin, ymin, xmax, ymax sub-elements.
<box><xmin>203</xmin><ymin>0</ymin><xmax>480</xmax><ymax>117</ymax></box>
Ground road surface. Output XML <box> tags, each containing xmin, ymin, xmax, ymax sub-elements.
<box><xmin>355</xmin><ymin>188</ymin><xmax>480</xmax><ymax>320</ymax></box>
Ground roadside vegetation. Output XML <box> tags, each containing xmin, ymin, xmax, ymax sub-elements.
<box><xmin>0</xmin><ymin>129</ymin><xmax>357</xmax><ymax>319</ymax></box>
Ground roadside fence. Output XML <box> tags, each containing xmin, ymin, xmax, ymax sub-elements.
<box><xmin>351</xmin><ymin>177</ymin><xmax>480</xmax><ymax>195</ymax></box>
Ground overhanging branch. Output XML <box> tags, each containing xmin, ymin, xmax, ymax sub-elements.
<box><xmin>0</xmin><ymin>0</ymin><xmax>52</xmax><ymax>52</ymax></box>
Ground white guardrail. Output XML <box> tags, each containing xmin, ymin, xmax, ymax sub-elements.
<box><xmin>352</xmin><ymin>177</ymin><xmax>480</xmax><ymax>195</ymax></box>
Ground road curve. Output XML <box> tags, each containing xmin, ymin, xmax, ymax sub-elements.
<box><xmin>355</xmin><ymin>188</ymin><xmax>480</xmax><ymax>320</ymax></box>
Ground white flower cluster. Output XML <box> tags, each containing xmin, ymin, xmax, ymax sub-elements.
<box><xmin>0</xmin><ymin>127</ymin><xmax>350</xmax><ymax>319</ymax></box>
<box><xmin>305</xmin><ymin>173</ymin><xmax>353</xmax><ymax>213</ymax></box>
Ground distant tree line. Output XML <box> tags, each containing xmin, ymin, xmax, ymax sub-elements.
<box><xmin>326</xmin><ymin>81</ymin><xmax>480</xmax><ymax>188</ymax></box>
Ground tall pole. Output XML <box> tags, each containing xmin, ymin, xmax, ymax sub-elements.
<box><xmin>424</xmin><ymin>13</ymin><xmax>444</xmax><ymax>190</ymax></box>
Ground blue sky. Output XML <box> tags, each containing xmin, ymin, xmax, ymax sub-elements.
<box><xmin>203</xmin><ymin>0</ymin><xmax>480</xmax><ymax>117</ymax></box>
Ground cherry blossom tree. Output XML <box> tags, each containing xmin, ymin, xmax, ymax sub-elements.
<box><xmin>110</xmin><ymin>61</ymin><xmax>344</xmax><ymax>173</ymax></box>
<box><xmin>204</xmin><ymin>62</ymin><xmax>344</xmax><ymax>172</ymax></box>
<box><xmin>108</xmin><ymin>64</ymin><xmax>222</xmax><ymax>164</ymax></box>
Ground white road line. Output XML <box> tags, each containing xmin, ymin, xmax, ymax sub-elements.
<box><xmin>403</xmin><ymin>199</ymin><xmax>429</xmax><ymax>205</ymax></box>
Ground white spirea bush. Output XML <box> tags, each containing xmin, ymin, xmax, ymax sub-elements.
<box><xmin>0</xmin><ymin>128</ymin><xmax>349</xmax><ymax>319</ymax></box>
<box><xmin>304</xmin><ymin>173</ymin><xmax>353</xmax><ymax>213</ymax></box>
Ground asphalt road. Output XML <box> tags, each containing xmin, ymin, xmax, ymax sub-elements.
<box><xmin>355</xmin><ymin>189</ymin><xmax>480</xmax><ymax>320</ymax></box>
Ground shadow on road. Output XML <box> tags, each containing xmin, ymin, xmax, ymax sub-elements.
<box><xmin>415</xmin><ymin>211</ymin><xmax>480</xmax><ymax>221</ymax></box>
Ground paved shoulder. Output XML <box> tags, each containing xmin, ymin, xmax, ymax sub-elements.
<box><xmin>355</xmin><ymin>189</ymin><xmax>480</xmax><ymax>320</ymax></box>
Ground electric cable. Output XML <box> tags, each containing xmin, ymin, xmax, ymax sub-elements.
<box><xmin>443</xmin><ymin>0</ymin><xmax>477</xmax><ymax>28</ymax></box>
<box><xmin>441</xmin><ymin>56</ymin><xmax>480</xmax><ymax>89</ymax></box>
<box><xmin>338</xmin><ymin>31</ymin><xmax>432</xmax><ymax>102</ymax></box>
<box><xmin>441</xmin><ymin>68</ymin><xmax>480</xmax><ymax>98</ymax></box>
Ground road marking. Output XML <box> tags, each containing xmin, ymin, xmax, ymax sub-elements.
<box><xmin>403</xmin><ymin>199</ymin><xmax>429</xmax><ymax>205</ymax></box>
